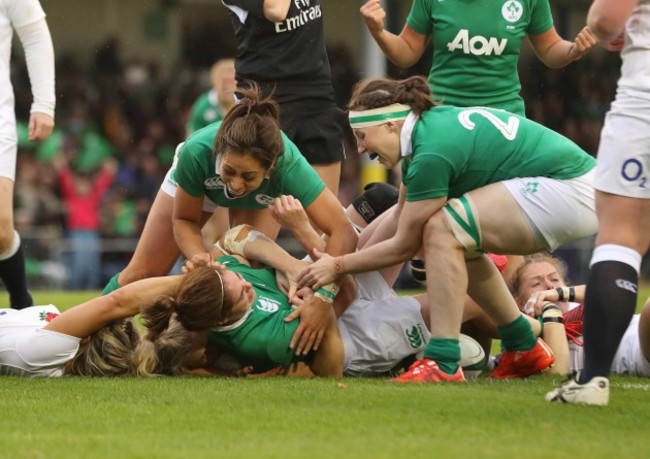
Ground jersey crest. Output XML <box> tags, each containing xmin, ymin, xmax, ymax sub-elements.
<box><xmin>502</xmin><ymin>1</ymin><xmax>524</xmax><ymax>22</ymax></box>
<box><xmin>255</xmin><ymin>194</ymin><xmax>275</xmax><ymax>206</ymax></box>
<box><xmin>256</xmin><ymin>297</ymin><xmax>280</xmax><ymax>313</ymax></box>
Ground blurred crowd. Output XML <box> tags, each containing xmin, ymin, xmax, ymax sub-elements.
<box><xmin>11</xmin><ymin>39</ymin><xmax>622</xmax><ymax>289</ymax></box>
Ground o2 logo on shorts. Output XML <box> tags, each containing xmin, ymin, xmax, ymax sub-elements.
<box><xmin>256</xmin><ymin>297</ymin><xmax>280</xmax><ymax>313</ymax></box>
<box><xmin>621</xmin><ymin>159</ymin><xmax>646</xmax><ymax>188</ymax></box>
<box><xmin>255</xmin><ymin>194</ymin><xmax>275</xmax><ymax>206</ymax></box>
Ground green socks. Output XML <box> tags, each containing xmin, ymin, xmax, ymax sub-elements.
<box><xmin>101</xmin><ymin>272</ymin><xmax>121</xmax><ymax>295</ymax></box>
<box><xmin>498</xmin><ymin>315</ymin><xmax>537</xmax><ymax>351</ymax></box>
<box><xmin>423</xmin><ymin>338</ymin><xmax>460</xmax><ymax>374</ymax></box>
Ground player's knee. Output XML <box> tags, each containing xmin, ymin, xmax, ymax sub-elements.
<box><xmin>0</xmin><ymin>227</ymin><xmax>17</xmax><ymax>256</ymax></box>
<box><xmin>352</xmin><ymin>182</ymin><xmax>399</xmax><ymax>224</ymax></box>
<box><xmin>423</xmin><ymin>212</ymin><xmax>452</xmax><ymax>246</ymax></box>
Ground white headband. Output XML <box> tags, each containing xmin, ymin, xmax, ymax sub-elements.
<box><xmin>348</xmin><ymin>104</ymin><xmax>411</xmax><ymax>128</ymax></box>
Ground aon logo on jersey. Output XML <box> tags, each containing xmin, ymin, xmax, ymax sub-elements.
<box><xmin>447</xmin><ymin>29</ymin><xmax>507</xmax><ymax>56</ymax></box>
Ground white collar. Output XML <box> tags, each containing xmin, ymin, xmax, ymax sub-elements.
<box><xmin>399</xmin><ymin>112</ymin><xmax>419</xmax><ymax>158</ymax></box>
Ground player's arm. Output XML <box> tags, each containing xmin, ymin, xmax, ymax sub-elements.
<box><xmin>299</xmin><ymin>186</ymin><xmax>444</xmax><ymax>288</ymax></box>
<box><xmin>587</xmin><ymin>0</ymin><xmax>638</xmax><ymax>43</ymax></box>
<box><xmin>263</xmin><ymin>0</ymin><xmax>291</xmax><ymax>22</ymax></box>
<box><xmin>220</xmin><ymin>224</ymin><xmax>306</xmax><ymax>279</ymax></box>
<box><xmin>304</xmin><ymin>188</ymin><xmax>358</xmax><ymax>259</ymax></box>
<box><xmin>173</xmin><ymin>186</ymin><xmax>212</xmax><ymax>263</ymax></box>
<box><xmin>360</xmin><ymin>0</ymin><xmax>428</xmax><ymax>67</ymax></box>
<box><xmin>528</xmin><ymin>26</ymin><xmax>596</xmax><ymax>68</ymax></box>
<box><xmin>269</xmin><ymin>195</ymin><xmax>326</xmax><ymax>253</ymax></box>
<box><xmin>14</xmin><ymin>18</ymin><xmax>55</xmax><ymax>140</ymax></box>
<box><xmin>44</xmin><ymin>276</ymin><xmax>182</xmax><ymax>339</ymax></box>
<box><xmin>537</xmin><ymin>303</ymin><xmax>570</xmax><ymax>375</ymax></box>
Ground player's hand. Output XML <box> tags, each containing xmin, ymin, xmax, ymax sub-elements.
<box><xmin>569</xmin><ymin>26</ymin><xmax>597</xmax><ymax>60</ymax></box>
<box><xmin>269</xmin><ymin>195</ymin><xmax>311</xmax><ymax>234</ymax></box>
<box><xmin>360</xmin><ymin>0</ymin><xmax>386</xmax><ymax>34</ymax></box>
<box><xmin>284</xmin><ymin>295</ymin><xmax>332</xmax><ymax>355</ymax></box>
<box><xmin>523</xmin><ymin>288</ymin><xmax>566</xmax><ymax>316</ymax></box>
<box><xmin>275</xmin><ymin>257</ymin><xmax>309</xmax><ymax>300</ymax></box>
<box><xmin>297</xmin><ymin>249</ymin><xmax>339</xmax><ymax>290</ymax></box>
<box><xmin>28</xmin><ymin>112</ymin><xmax>54</xmax><ymax>141</ymax></box>
<box><xmin>182</xmin><ymin>252</ymin><xmax>222</xmax><ymax>273</ymax></box>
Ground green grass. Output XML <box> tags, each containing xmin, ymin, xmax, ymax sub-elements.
<box><xmin>1</xmin><ymin>376</ymin><xmax>649</xmax><ymax>458</ymax></box>
<box><xmin>1</xmin><ymin>289</ymin><xmax>650</xmax><ymax>458</ymax></box>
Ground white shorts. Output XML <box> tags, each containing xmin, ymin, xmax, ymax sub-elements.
<box><xmin>338</xmin><ymin>271</ymin><xmax>430</xmax><ymax>376</ymax></box>
<box><xmin>0</xmin><ymin>306</ymin><xmax>80</xmax><ymax>377</ymax></box>
<box><xmin>568</xmin><ymin>315</ymin><xmax>650</xmax><ymax>377</ymax></box>
<box><xmin>0</xmin><ymin>134</ymin><xmax>17</xmax><ymax>180</ymax></box>
<box><xmin>594</xmin><ymin>94</ymin><xmax>650</xmax><ymax>199</ymax></box>
<box><xmin>160</xmin><ymin>142</ymin><xmax>217</xmax><ymax>212</ymax></box>
<box><xmin>502</xmin><ymin>170</ymin><xmax>597</xmax><ymax>250</ymax></box>
<box><xmin>611</xmin><ymin>315</ymin><xmax>650</xmax><ymax>377</ymax></box>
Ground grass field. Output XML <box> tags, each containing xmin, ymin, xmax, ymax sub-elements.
<box><xmin>1</xmin><ymin>290</ymin><xmax>650</xmax><ymax>458</ymax></box>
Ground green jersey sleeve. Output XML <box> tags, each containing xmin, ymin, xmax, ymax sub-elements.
<box><xmin>173</xmin><ymin>124</ymin><xmax>219</xmax><ymax>197</ymax></box>
<box><xmin>406</xmin><ymin>0</ymin><xmax>433</xmax><ymax>36</ymax></box>
<box><xmin>528</xmin><ymin>0</ymin><xmax>554</xmax><ymax>35</ymax></box>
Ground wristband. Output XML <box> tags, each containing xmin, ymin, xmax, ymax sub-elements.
<box><xmin>568</xmin><ymin>286</ymin><xmax>576</xmax><ymax>302</ymax></box>
<box><xmin>543</xmin><ymin>316</ymin><xmax>564</xmax><ymax>324</ymax></box>
<box><xmin>314</xmin><ymin>291</ymin><xmax>334</xmax><ymax>304</ymax></box>
<box><xmin>315</xmin><ymin>287</ymin><xmax>336</xmax><ymax>302</ymax></box>
<box><xmin>314</xmin><ymin>282</ymin><xmax>340</xmax><ymax>304</ymax></box>
<box><xmin>541</xmin><ymin>303</ymin><xmax>563</xmax><ymax>323</ymax></box>
<box><xmin>555</xmin><ymin>287</ymin><xmax>569</xmax><ymax>302</ymax></box>
<box><xmin>542</xmin><ymin>303</ymin><xmax>562</xmax><ymax>314</ymax></box>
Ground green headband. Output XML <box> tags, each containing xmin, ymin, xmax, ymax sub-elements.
<box><xmin>349</xmin><ymin>104</ymin><xmax>411</xmax><ymax>128</ymax></box>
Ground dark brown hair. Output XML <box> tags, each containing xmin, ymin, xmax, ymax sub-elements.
<box><xmin>348</xmin><ymin>75</ymin><xmax>437</xmax><ymax>116</ymax></box>
<box><xmin>214</xmin><ymin>81</ymin><xmax>284</xmax><ymax>171</ymax></box>
<box><xmin>142</xmin><ymin>265</ymin><xmax>233</xmax><ymax>333</ymax></box>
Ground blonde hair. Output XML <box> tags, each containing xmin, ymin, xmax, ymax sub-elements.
<box><xmin>142</xmin><ymin>312</ymin><xmax>206</xmax><ymax>375</ymax></box>
<box><xmin>508</xmin><ymin>252</ymin><xmax>569</xmax><ymax>297</ymax></box>
<box><xmin>64</xmin><ymin>319</ymin><xmax>158</xmax><ymax>376</ymax></box>
<box><xmin>66</xmin><ymin>265</ymin><xmax>229</xmax><ymax>377</ymax></box>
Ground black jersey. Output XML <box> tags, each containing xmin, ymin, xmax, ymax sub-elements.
<box><xmin>222</xmin><ymin>0</ymin><xmax>333</xmax><ymax>102</ymax></box>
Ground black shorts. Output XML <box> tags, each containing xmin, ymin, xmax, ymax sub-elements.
<box><xmin>279</xmin><ymin>98</ymin><xmax>347</xmax><ymax>165</ymax></box>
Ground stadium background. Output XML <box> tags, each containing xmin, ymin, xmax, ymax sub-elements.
<box><xmin>8</xmin><ymin>0</ymin><xmax>632</xmax><ymax>291</ymax></box>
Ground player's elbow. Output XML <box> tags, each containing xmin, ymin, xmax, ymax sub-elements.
<box><xmin>587</xmin><ymin>13</ymin><xmax>622</xmax><ymax>42</ymax></box>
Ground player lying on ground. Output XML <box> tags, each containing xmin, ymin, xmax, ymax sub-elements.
<box><xmin>0</xmin><ymin>268</ymin><xmax>227</xmax><ymax>376</ymax></box>
<box><xmin>511</xmin><ymin>253</ymin><xmax>650</xmax><ymax>382</ymax></box>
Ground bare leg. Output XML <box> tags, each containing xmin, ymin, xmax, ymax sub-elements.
<box><xmin>582</xmin><ymin>192</ymin><xmax>650</xmax><ymax>380</ymax></box>
<box><xmin>638</xmin><ymin>298</ymin><xmax>650</xmax><ymax>363</ymax></box>
<box><xmin>119</xmin><ymin>191</ymin><xmax>212</xmax><ymax>285</ymax></box>
<box><xmin>312</xmin><ymin>162</ymin><xmax>341</xmax><ymax>197</ymax></box>
<box><xmin>0</xmin><ymin>176</ymin><xmax>31</xmax><ymax>307</ymax></box>
<box><xmin>0</xmin><ymin>177</ymin><xmax>14</xmax><ymax>254</ymax></box>
<box><xmin>422</xmin><ymin>212</ymin><xmax>466</xmax><ymax>339</ymax></box>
